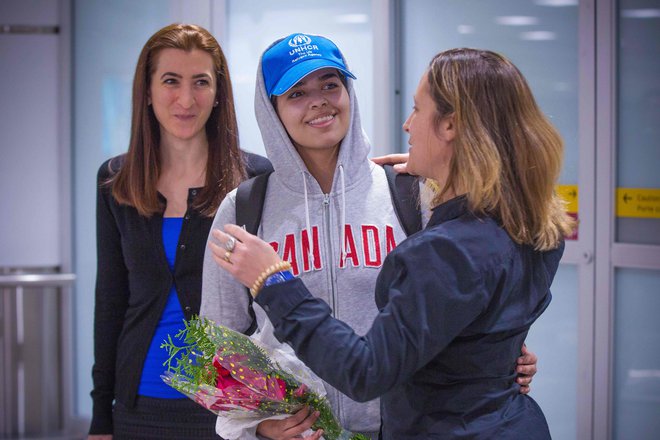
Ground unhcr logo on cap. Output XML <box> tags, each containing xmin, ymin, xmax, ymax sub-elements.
<box><xmin>288</xmin><ymin>34</ymin><xmax>312</xmax><ymax>47</ymax></box>
<box><xmin>262</xmin><ymin>32</ymin><xmax>356</xmax><ymax>97</ymax></box>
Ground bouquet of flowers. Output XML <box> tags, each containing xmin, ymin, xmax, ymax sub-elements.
<box><xmin>161</xmin><ymin>316</ymin><xmax>369</xmax><ymax>440</ymax></box>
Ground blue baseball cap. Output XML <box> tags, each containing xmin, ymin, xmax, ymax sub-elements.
<box><xmin>262</xmin><ymin>33</ymin><xmax>356</xmax><ymax>97</ymax></box>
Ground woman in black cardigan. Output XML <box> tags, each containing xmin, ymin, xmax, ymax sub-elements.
<box><xmin>88</xmin><ymin>24</ymin><xmax>271</xmax><ymax>440</ymax></box>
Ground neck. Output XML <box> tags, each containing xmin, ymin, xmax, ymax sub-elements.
<box><xmin>159</xmin><ymin>136</ymin><xmax>208</xmax><ymax>187</ymax></box>
<box><xmin>426</xmin><ymin>174</ymin><xmax>460</xmax><ymax>206</ymax></box>
<box><xmin>436</xmin><ymin>189</ymin><xmax>458</xmax><ymax>205</ymax></box>
<box><xmin>295</xmin><ymin>144</ymin><xmax>340</xmax><ymax>193</ymax></box>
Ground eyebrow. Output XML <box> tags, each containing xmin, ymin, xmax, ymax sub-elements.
<box><xmin>160</xmin><ymin>72</ymin><xmax>212</xmax><ymax>79</ymax></box>
<box><xmin>291</xmin><ymin>71</ymin><xmax>340</xmax><ymax>88</ymax></box>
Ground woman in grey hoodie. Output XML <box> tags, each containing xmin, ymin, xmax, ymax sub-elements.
<box><xmin>200</xmin><ymin>34</ymin><xmax>537</xmax><ymax>440</ymax></box>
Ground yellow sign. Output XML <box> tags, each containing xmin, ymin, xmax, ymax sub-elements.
<box><xmin>556</xmin><ymin>185</ymin><xmax>578</xmax><ymax>213</ymax></box>
<box><xmin>617</xmin><ymin>188</ymin><xmax>660</xmax><ymax>219</ymax></box>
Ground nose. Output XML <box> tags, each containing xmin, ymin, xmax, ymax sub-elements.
<box><xmin>403</xmin><ymin>112</ymin><xmax>412</xmax><ymax>133</ymax></box>
<box><xmin>177</xmin><ymin>84</ymin><xmax>195</xmax><ymax>109</ymax></box>
<box><xmin>310</xmin><ymin>91</ymin><xmax>328</xmax><ymax>109</ymax></box>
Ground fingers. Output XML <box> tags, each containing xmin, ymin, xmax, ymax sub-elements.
<box><xmin>518</xmin><ymin>345</ymin><xmax>538</xmax><ymax>365</ymax></box>
<box><xmin>210</xmin><ymin>224</ymin><xmax>285</xmax><ymax>289</ymax></box>
<box><xmin>370</xmin><ymin>153</ymin><xmax>411</xmax><ymax>174</ymax></box>
<box><xmin>393</xmin><ymin>162</ymin><xmax>409</xmax><ymax>174</ymax></box>
<box><xmin>256</xmin><ymin>407</ymin><xmax>320</xmax><ymax>440</ymax></box>
<box><xmin>516</xmin><ymin>363</ymin><xmax>537</xmax><ymax>377</ymax></box>
<box><xmin>285</xmin><ymin>406</ymin><xmax>314</xmax><ymax>427</ymax></box>
<box><xmin>517</xmin><ymin>346</ymin><xmax>538</xmax><ymax>378</ymax></box>
<box><xmin>283</xmin><ymin>407</ymin><xmax>320</xmax><ymax>438</ymax></box>
<box><xmin>209</xmin><ymin>240</ymin><xmax>235</xmax><ymax>273</ymax></box>
<box><xmin>211</xmin><ymin>227</ymin><xmax>239</xmax><ymax>245</ymax></box>
<box><xmin>303</xmin><ymin>429</ymin><xmax>324</xmax><ymax>440</ymax></box>
<box><xmin>209</xmin><ymin>232</ymin><xmax>242</xmax><ymax>275</ymax></box>
<box><xmin>370</xmin><ymin>153</ymin><xmax>409</xmax><ymax>165</ymax></box>
<box><xmin>224</xmin><ymin>223</ymin><xmax>252</xmax><ymax>242</ymax></box>
<box><xmin>515</xmin><ymin>344</ymin><xmax>537</xmax><ymax>394</ymax></box>
<box><xmin>516</xmin><ymin>372</ymin><xmax>533</xmax><ymax>394</ymax></box>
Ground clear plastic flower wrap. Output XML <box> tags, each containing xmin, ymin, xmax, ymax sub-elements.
<box><xmin>161</xmin><ymin>316</ymin><xmax>369</xmax><ymax>440</ymax></box>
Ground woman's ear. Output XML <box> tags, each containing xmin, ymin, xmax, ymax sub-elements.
<box><xmin>441</xmin><ymin>113</ymin><xmax>456</xmax><ymax>142</ymax></box>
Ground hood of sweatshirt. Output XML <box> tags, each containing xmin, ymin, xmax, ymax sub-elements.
<box><xmin>254</xmin><ymin>37</ymin><xmax>372</xmax><ymax>196</ymax></box>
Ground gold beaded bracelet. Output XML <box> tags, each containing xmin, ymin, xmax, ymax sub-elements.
<box><xmin>250</xmin><ymin>261</ymin><xmax>292</xmax><ymax>298</ymax></box>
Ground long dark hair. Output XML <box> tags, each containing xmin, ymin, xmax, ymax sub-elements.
<box><xmin>109</xmin><ymin>23</ymin><xmax>245</xmax><ymax>217</ymax></box>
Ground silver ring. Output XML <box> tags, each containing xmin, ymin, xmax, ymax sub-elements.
<box><xmin>224</xmin><ymin>236</ymin><xmax>236</xmax><ymax>252</ymax></box>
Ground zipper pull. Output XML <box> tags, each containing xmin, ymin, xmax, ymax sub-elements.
<box><xmin>323</xmin><ymin>193</ymin><xmax>330</xmax><ymax>205</ymax></box>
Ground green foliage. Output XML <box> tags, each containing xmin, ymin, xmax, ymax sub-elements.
<box><xmin>160</xmin><ymin>316</ymin><xmax>219</xmax><ymax>387</ymax></box>
<box><xmin>161</xmin><ymin>316</ymin><xmax>370</xmax><ymax>440</ymax></box>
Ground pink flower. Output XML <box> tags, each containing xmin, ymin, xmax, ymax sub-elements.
<box><xmin>293</xmin><ymin>384</ymin><xmax>308</xmax><ymax>398</ymax></box>
<box><xmin>209</xmin><ymin>354</ymin><xmax>263</xmax><ymax>410</ymax></box>
<box><xmin>214</xmin><ymin>353</ymin><xmax>291</xmax><ymax>402</ymax></box>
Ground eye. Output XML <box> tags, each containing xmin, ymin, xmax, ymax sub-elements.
<box><xmin>287</xmin><ymin>90</ymin><xmax>303</xmax><ymax>99</ymax></box>
<box><xmin>323</xmin><ymin>81</ymin><xmax>339</xmax><ymax>91</ymax></box>
<box><xmin>195</xmin><ymin>78</ymin><xmax>211</xmax><ymax>87</ymax></box>
<box><xmin>163</xmin><ymin>77</ymin><xmax>178</xmax><ymax>85</ymax></box>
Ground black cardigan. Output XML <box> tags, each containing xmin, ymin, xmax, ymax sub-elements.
<box><xmin>89</xmin><ymin>151</ymin><xmax>272</xmax><ymax>435</ymax></box>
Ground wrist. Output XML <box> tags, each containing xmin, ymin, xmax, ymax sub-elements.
<box><xmin>250</xmin><ymin>261</ymin><xmax>293</xmax><ymax>298</ymax></box>
<box><xmin>263</xmin><ymin>270</ymin><xmax>294</xmax><ymax>288</ymax></box>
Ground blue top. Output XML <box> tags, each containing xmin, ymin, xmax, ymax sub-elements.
<box><xmin>138</xmin><ymin>217</ymin><xmax>186</xmax><ymax>398</ymax></box>
<box><xmin>257</xmin><ymin>196</ymin><xmax>563</xmax><ymax>439</ymax></box>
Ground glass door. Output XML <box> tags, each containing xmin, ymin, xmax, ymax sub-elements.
<box><xmin>595</xmin><ymin>0</ymin><xmax>660</xmax><ymax>439</ymax></box>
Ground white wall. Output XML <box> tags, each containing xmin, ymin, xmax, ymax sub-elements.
<box><xmin>0</xmin><ymin>0</ymin><xmax>62</xmax><ymax>267</ymax></box>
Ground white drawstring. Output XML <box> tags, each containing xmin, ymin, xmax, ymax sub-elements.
<box><xmin>302</xmin><ymin>171</ymin><xmax>314</xmax><ymax>261</ymax></box>
<box><xmin>339</xmin><ymin>164</ymin><xmax>346</xmax><ymax>266</ymax></box>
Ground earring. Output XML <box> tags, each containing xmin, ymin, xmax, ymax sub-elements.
<box><xmin>214</xmin><ymin>100</ymin><xmax>219</xmax><ymax>107</ymax></box>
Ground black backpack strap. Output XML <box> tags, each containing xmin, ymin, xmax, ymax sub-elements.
<box><xmin>236</xmin><ymin>171</ymin><xmax>273</xmax><ymax>234</ymax></box>
<box><xmin>383</xmin><ymin>164</ymin><xmax>422</xmax><ymax>236</ymax></box>
<box><xmin>235</xmin><ymin>171</ymin><xmax>273</xmax><ymax>335</ymax></box>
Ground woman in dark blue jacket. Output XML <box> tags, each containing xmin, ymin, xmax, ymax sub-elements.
<box><xmin>212</xmin><ymin>48</ymin><xmax>575</xmax><ymax>439</ymax></box>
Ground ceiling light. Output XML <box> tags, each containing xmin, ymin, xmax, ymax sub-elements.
<box><xmin>621</xmin><ymin>9</ymin><xmax>660</xmax><ymax>19</ymax></box>
<box><xmin>496</xmin><ymin>16</ymin><xmax>539</xmax><ymax>26</ymax></box>
<box><xmin>457</xmin><ymin>25</ymin><xmax>475</xmax><ymax>34</ymax></box>
<box><xmin>535</xmin><ymin>0</ymin><xmax>578</xmax><ymax>6</ymax></box>
<box><xmin>520</xmin><ymin>31</ymin><xmax>557</xmax><ymax>41</ymax></box>
<box><xmin>335</xmin><ymin>14</ymin><xmax>369</xmax><ymax>24</ymax></box>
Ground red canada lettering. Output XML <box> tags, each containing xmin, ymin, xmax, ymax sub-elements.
<box><xmin>301</xmin><ymin>227</ymin><xmax>322</xmax><ymax>272</ymax></box>
<box><xmin>385</xmin><ymin>225</ymin><xmax>396</xmax><ymax>254</ymax></box>
<box><xmin>362</xmin><ymin>225</ymin><xmax>382</xmax><ymax>267</ymax></box>
<box><xmin>340</xmin><ymin>225</ymin><xmax>360</xmax><ymax>268</ymax></box>
<box><xmin>282</xmin><ymin>234</ymin><xmax>299</xmax><ymax>275</ymax></box>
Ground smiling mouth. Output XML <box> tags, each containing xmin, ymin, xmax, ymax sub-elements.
<box><xmin>307</xmin><ymin>113</ymin><xmax>336</xmax><ymax>127</ymax></box>
<box><xmin>175</xmin><ymin>114</ymin><xmax>196</xmax><ymax>120</ymax></box>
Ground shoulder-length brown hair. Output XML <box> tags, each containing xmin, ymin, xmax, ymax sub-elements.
<box><xmin>109</xmin><ymin>23</ymin><xmax>245</xmax><ymax>217</ymax></box>
<box><xmin>427</xmin><ymin>48</ymin><xmax>574</xmax><ymax>250</ymax></box>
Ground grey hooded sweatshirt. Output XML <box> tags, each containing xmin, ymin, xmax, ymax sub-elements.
<box><xmin>201</xmin><ymin>44</ymin><xmax>409</xmax><ymax>438</ymax></box>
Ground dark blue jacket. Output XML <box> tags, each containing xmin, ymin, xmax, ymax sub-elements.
<box><xmin>257</xmin><ymin>195</ymin><xmax>562</xmax><ymax>439</ymax></box>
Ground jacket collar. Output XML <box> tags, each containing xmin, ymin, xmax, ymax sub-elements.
<box><xmin>426</xmin><ymin>195</ymin><xmax>469</xmax><ymax>227</ymax></box>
